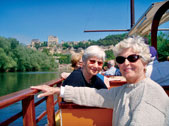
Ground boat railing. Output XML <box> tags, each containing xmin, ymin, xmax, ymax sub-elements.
<box><xmin>162</xmin><ymin>85</ymin><xmax>169</xmax><ymax>96</ymax></box>
<box><xmin>1</xmin><ymin>77</ymin><xmax>169</xmax><ymax>126</ymax></box>
<box><xmin>0</xmin><ymin>78</ymin><xmax>64</xmax><ymax>126</ymax></box>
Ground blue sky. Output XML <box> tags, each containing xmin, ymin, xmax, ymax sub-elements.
<box><xmin>0</xmin><ymin>0</ymin><xmax>168</xmax><ymax>45</ymax></box>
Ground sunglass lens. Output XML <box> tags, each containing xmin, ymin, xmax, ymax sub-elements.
<box><xmin>89</xmin><ymin>60</ymin><xmax>96</xmax><ymax>64</ymax></box>
<box><xmin>116</xmin><ymin>56</ymin><xmax>125</xmax><ymax>64</ymax></box>
<box><xmin>128</xmin><ymin>55</ymin><xmax>139</xmax><ymax>62</ymax></box>
<box><xmin>98</xmin><ymin>61</ymin><xmax>103</xmax><ymax>66</ymax></box>
<box><xmin>89</xmin><ymin>60</ymin><xmax>103</xmax><ymax>66</ymax></box>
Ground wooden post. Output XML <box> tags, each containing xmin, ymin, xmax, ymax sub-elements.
<box><xmin>46</xmin><ymin>95</ymin><xmax>56</xmax><ymax>126</ymax></box>
<box><xmin>22</xmin><ymin>96</ymin><xmax>36</xmax><ymax>126</ymax></box>
<box><xmin>151</xmin><ymin>1</ymin><xmax>169</xmax><ymax>50</ymax></box>
<box><xmin>130</xmin><ymin>0</ymin><xmax>135</xmax><ymax>28</ymax></box>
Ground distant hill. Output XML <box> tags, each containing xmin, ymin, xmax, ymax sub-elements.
<box><xmin>62</xmin><ymin>33</ymin><xmax>127</xmax><ymax>50</ymax></box>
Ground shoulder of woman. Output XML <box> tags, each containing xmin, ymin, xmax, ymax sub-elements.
<box><xmin>144</xmin><ymin>78</ymin><xmax>169</xmax><ymax>101</ymax></box>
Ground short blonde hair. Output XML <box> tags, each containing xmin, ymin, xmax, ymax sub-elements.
<box><xmin>113</xmin><ymin>36</ymin><xmax>151</xmax><ymax>64</ymax></box>
<box><xmin>71</xmin><ymin>53</ymin><xmax>83</xmax><ymax>68</ymax></box>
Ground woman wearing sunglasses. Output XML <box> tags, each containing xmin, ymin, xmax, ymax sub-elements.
<box><xmin>31</xmin><ymin>36</ymin><xmax>169</xmax><ymax>126</ymax></box>
<box><xmin>60</xmin><ymin>51</ymin><xmax>110</xmax><ymax>88</ymax></box>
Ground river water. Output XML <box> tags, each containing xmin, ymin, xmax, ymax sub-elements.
<box><xmin>0</xmin><ymin>69</ymin><xmax>71</xmax><ymax>125</ymax></box>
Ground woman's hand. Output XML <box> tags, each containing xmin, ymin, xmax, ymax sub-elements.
<box><xmin>60</xmin><ymin>72</ymin><xmax>70</xmax><ymax>79</ymax></box>
<box><xmin>30</xmin><ymin>85</ymin><xmax>60</xmax><ymax>98</ymax></box>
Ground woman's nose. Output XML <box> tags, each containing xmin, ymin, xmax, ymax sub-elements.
<box><xmin>124</xmin><ymin>59</ymin><xmax>130</xmax><ymax>65</ymax></box>
<box><xmin>93</xmin><ymin>62</ymin><xmax>99</xmax><ymax>67</ymax></box>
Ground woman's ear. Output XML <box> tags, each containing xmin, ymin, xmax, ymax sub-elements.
<box><xmin>143</xmin><ymin>61</ymin><xmax>147</xmax><ymax>67</ymax></box>
<box><xmin>142</xmin><ymin>61</ymin><xmax>147</xmax><ymax>73</ymax></box>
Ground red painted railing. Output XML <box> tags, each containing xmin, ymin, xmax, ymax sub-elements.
<box><xmin>0</xmin><ymin>78</ymin><xmax>64</xmax><ymax>126</ymax></box>
<box><xmin>1</xmin><ymin>78</ymin><xmax>169</xmax><ymax>126</ymax></box>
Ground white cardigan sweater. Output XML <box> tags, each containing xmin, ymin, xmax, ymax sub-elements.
<box><xmin>63</xmin><ymin>78</ymin><xmax>169</xmax><ymax>126</ymax></box>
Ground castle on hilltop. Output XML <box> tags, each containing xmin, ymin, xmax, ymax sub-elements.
<box><xmin>27</xmin><ymin>35</ymin><xmax>87</xmax><ymax>55</ymax></box>
<box><xmin>27</xmin><ymin>35</ymin><xmax>114</xmax><ymax>55</ymax></box>
<box><xmin>29</xmin><ymin>35</ymin><xmax>58</xmax><ymax>48</ymax></box>
<box><xmin>48</xmin><ymin>35</ymin><xmax>59</xmax><ymax>46</ymax></box>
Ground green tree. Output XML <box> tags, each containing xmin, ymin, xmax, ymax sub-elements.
<box><xmin>105</xmin><ymin>50</ymin><xmax>115</xmax><ymax>60</ymax></box>
<box><xmin>42</xmin><ymin>48</ymin><xmax>50</xmax><ymax>56</ymax></box>
<box><xmin>54</xmin><ymin>53</ymin><xmax>71</xmax><ymax>64</ymax></box>
<box><xmin>0</xmin><ymin>48</ymin><xmax>17</xmax><ymax>72</ymax></box>
<box><xmin>9</xmin><ymin>38</ymin><xmax>19</xmax><ymax>49</ymax></box>
<box><xmin>0</xmin><ymin>37</ymin><xmax>10</xmax><ymax>53</ymax></box>
<box><xmin>62</xmin><ymin>43</ymin><xmax>71</xmax><ymax>50</ymax></box>
<box><xmin>157</xmin><ymin>32</ymin><xmax>169</xmax><ymax>61</ymax></box>
<box><xmin>34</xmin><ymin>43</ymin><xmax>41</xmax><ymax>50</ymax></box>
<box><xmin>41</xmin><ymin>41</ymin><xmax>48</xmax><ymax>47</ymax></box>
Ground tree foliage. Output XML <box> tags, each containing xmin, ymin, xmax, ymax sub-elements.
<box><xmin>0</xmin><ymin>32</ymin><xmax>168</xmax><ymax>72</ymax></box>
<box><xmin>61</xmin><ymin>32</ymin><xmax>169</xmax><ymax>62</ymax></box>
<box><xmin>0</xmin><ymin>36</ymin><xmax>58</xmax><ymax>72</ymax></box>
<box><xmin>61</xmin><ymin>34</ymin><xmax>127</xmax><ymax>50</ymax></box>
<box><xmin>105</xmin><ymin>50</ymin><xmax>115</xmax><ymax>60</ymax></box>
<box><xmin>54</xmin><ymin>53</ymin><xmax>71</xmax><ymax>64</ymax></box>
<box><xmin>94</xmin><ymin>34</ymin><xmax>127</xmax><ymax>46</ymax></box>
<box><xmin>157</xmin><ymin>32</ymin><xmax>169</xmax><ymax>61</ymax></box>
<box><xmin>144</xmin><ymin>32</ymin><xmax>169</xmax><ymax>61</ymax></box>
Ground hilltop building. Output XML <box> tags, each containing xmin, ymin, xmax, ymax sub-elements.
<box><xmin>31</xmin><ymin>39</ymin><xmax>40</xmax><ymax>47</ymax></box>
<box><xmin>27</xmin><ymin>35</ymin><xmax>103</xmax><ymax>55</ymax></box>
<box><xmin>48</xmin><ymin>35</ymin><xmax>58</xmax><ymax>47</ymax></box>
<box><xmin>27</xmin><ymin>39</ymin><xmax>41</xmax><ymax>49</ymax></box>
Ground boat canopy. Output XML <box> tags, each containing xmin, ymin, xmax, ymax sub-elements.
<box><xmin>128</xmin><ymin>1</ymin><xmax>169</xmax><ymax>36</ymax></box>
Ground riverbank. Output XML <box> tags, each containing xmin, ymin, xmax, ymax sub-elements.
<box><xmin>0</xmin><ymin>69</ymin><xmax>72</xmax><ymax>97</ymax></box>
<box><xmin>58</xmin><ymin>64</ymin><xmax>72</xmax><ymax>70</ymax></box>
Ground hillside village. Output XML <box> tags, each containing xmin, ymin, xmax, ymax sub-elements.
<box><xmin>27</xmin><ymin>35</ymin><xmax>114</xmax><ymax>55</ymax></box>
<box><xmin>1</xmin><ymin>33</ymin><xmax>168</xmax><ymax>72</ymax></box>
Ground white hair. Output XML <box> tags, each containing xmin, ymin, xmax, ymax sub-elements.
<box><xmin>113</xmin><ymin>36</ymin><xmax>151</xmax><ymax>64</ymax></box>
<box><xmin>82</xmin><ymin>45</ymin><xmax>105</xmax><ymax>62</ymax></box>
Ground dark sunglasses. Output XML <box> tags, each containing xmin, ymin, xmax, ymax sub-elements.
<box><xmin>89</xmin><ymin>60</ymin><xmax>103</xmax><ymax>66</ymax></box>
<box><xmin>116</xmin><ymin>54</ymin><xmax>141</xmax><ymax>64</ymax></box>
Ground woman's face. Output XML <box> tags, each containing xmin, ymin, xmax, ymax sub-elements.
<box><xmin>83</xmin><ymin>57</ymin><xmax>103</xmax><ymax>77</ymax></box>
<box><xmin>117</xmin><ymin>48</ymin><xmax>146</xmax><ymax>83</ymax></box>
<box><xmin>77</xmin><ymin>57</ymin><xmax>83</xmax><ymax>68</ymax></box>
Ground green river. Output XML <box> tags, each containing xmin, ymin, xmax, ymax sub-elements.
<box><xmin>0</xmin><ymin>69</ymin><xmax>71</xmax><ymax>125</ymax></box>
<box><xmin>0</xmin><ymin>69</ymin><xmax>71</xmax><ymax>96</ymax></box>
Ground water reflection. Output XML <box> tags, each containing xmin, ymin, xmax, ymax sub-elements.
<box><xmin>0</xmin><ymin>70</ymin><xmax>70</xmax><ymax>125</ymax></box>
<box><xmin>0</xmin><ymin>70</ymin><xmax>71</xmax><ymax>96</ymax></box>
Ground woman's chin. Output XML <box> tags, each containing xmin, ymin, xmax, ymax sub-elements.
<box><xmin>90</xmin><ymin>71</ymin><xmax>99</xmax><ymax>75</ymax></box>
<box><xmin>123</xmin><ymin>73</ymin><xmax>135</xmax><ymax>80</ymax></box>
<box><xmin>92</xmin><ymin>73</ymin><xmax>98</xmax><ymax>76</ymax></box>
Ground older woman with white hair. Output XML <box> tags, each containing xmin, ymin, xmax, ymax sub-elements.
<box><xmin>61</xmin><ymin>45</ymin><xmax>108</xmax><ymax>89</ymax></box>
<box><xmin>31</xmin><ymin>36</ymin><xmax>169</xmax><ymax>126</ymax></box>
